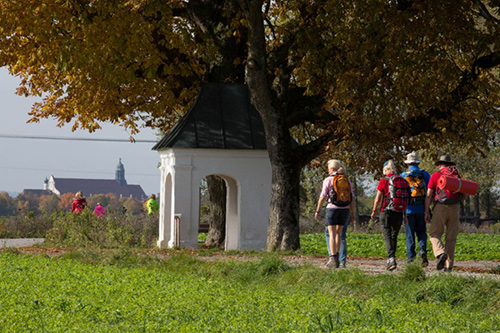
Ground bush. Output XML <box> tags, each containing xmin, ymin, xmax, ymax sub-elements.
<box><xmin>256</xmin><ymin>255</ymin><xmax>291</xmax><ymax>277</ymax></box>
<box><xmin>0</xmin><ymin>212</ymin><xmax>53</xmax><ymax>238</ymax></box>
<box><xmin>400</xmin><ymin>261</ymin><xmax>426</xmax><ymax>282</ymax></box>
<box><xmin>46</xmin><ymin>210</ymin><xmax>158</xmax><ymax>248</ymax></box>
<box><xmin>491</xmin><ymin>222</ymin><xmax>500</xmax><ymax>235</ymax></box>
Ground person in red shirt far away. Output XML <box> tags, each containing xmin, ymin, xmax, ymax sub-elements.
<box><xmin>424</xmin><ymin>155</ymin><xmax>466</xmax><ymax>272</ymax></box>
<box><xmin>371</xmin><ymin>160</ymin><xmax>409</xmax><ymax>271</ymax></box>
<box><xmin>71</xmin><ymin>191</ymin><xmax>87</xmax><ymax>214</ymax></box>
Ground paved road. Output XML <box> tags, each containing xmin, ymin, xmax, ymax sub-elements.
<box><xmin>0</xmin><ymin>238</ymin><xmax>45</xmax><ymax>248</ymax></box>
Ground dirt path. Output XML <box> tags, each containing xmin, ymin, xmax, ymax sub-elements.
<box><xmin>282</xmin><ymin>255</ymin><xmax>500</xmax><ymax>279</ymax></box>
<box><xmin>10</xmin><ymin>246</ymin><xmax>500</xmax><ymax>279</ymax></box>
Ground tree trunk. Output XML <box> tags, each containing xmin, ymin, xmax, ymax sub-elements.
<box><xmin>241</xmin><ymin>0</ymin><xmax>303</xmax><ymax>251</ymax></box>
<box><xmin>352</xmin><ymin>176</ymin><xmax>359</xmax><ymax>231</ymax></box>
<box><xmin>474</xmin><ymin>194</ymin><xmax>480</xmax><ymax>218</ymax></box>
<box><xmin>485</xmin><ymin>189</ymin><xmax>491</xmax><ymax>218</ymax></box>
<box><xmin>205</xmin><ymin>175</ymin><xmax>227</xmax><ymax>249</ymax></box>
<box><xmin>265</xmin><ymin>161</ymin><xmax>302</xmax><ymax>251</ymax></box>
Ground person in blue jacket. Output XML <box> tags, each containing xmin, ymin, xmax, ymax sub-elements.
<box><xmin>400</xmin><ymin>152</ymin><xmax>431</xmax><ymax>266</ymax></box>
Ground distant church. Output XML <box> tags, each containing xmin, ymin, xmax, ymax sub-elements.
<box><xmin>23</xmin><ymin>159</ymin><xmax>147</xmax><ymax>200</ymax></box>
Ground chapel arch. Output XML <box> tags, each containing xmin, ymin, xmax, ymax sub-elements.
<box><xmin>199</xmin><ymin>173</ymin><xmax>240</xmax><ymax>250</ymax></box>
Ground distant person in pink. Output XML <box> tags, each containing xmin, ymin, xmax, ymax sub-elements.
<box><xmin>71</xmin><ymin>191</ymin><xmax>87</xmax><ymax>214</ymax></box>
<box><xmin>93</xmin><ymin>203</ymin><xmax>107</xmax><ymax>218</ymax></box>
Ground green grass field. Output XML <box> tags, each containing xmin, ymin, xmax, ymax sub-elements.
<box><xmin>1</xmin><ymin>247</ymin><xmax>499</xmax><ymax>332</ymax></box>
<box><xmin>299</xmin><ymin>232</ymin><xmax>500</xmax><ymax>260</ymax></box>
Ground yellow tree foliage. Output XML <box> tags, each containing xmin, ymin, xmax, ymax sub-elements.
<box><xmin>1</xmin><ymin>0</ymin><xmax>500</xmax><ymax>249</ymax></box>
<box><xmin>58</xmin><ymin>193</ymin><xmax>75</xmax><ymax>212</ymax></box>
<box><xmin>38</xmin><ymin>194</ymin><xmax>60</xmax><ymax>214</ymax></box>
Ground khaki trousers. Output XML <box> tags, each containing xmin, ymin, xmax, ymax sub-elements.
<box><xmin>429</xmin><ymin>203</ymin><xmax>460</xmax><ymax>268</ymax></box>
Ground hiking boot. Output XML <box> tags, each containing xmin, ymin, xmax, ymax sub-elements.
<box><xmin>386</xmin><ymin>257</ymin><xmax>397</xmax><ymax>271</ymax></box>
<box><xmin>334</xmin><ymin>253</ymin><xmax>340</xmax><ymax>268</ymax></box>
<box><xmin>421</xmin><ymin>255</ymin><xmax>429</xmax><ymax>267</ymax></box>
<box><xmin>339</xmin><ymin>262</ymin><xmax>346</xmax><ymax>269</ymax></box>
<box><xmin>436</xmin><ymin>253</ymin><xmax>447</xmax><ymax>271</ymax></box>
<box><xmin>325</xmin><ymin>257</ymin><xmax>335</xmax><ymax>268</ymax></box>
<box><xmin>407</xmin><ymin>257</ymin><xmax>415</xmax><ymax>265</ymax></box>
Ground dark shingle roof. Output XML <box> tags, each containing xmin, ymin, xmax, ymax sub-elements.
<box><xmin>152</xmin><ymin>83</ymin><xmax>267</xmax><ymax>150</ymax></box>
<box><xmin>22</xmin><ymin>189</ymin><xmax>52</xmax><ymax>196</ymax></box>
<box><xmin>52</xmin><ymin>178</ymin><xmax>147</xmax><ymax>200</ymax></box>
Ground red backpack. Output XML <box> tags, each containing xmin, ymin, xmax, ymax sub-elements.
<box><xmin>384</xmin><ymin>175</ymin><xmax>410</xmax><ymax>212</ymax></box>
<box><xmin>436</xmin><ymin>166</ymin><xmax>461</xmax><ymax>204</ymax></box>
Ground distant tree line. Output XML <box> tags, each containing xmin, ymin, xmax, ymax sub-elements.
<box><xmin>0</xmin><ymin>192</ymin><xmax>148</xmax><ymax>217</ymax></box>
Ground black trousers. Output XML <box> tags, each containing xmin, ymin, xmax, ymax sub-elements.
<box><xmin>380</xmin><ymin>210</ymin><xmax>403</xmax><ymax>258</ymax></box>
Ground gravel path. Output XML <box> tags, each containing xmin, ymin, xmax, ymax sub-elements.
<box><xmin>6</xmin><ymin>244</ymin><xmax>500</xmax><ymax>279</ymax></box>
<box><xmin>282</xmin><ymin>255</ymin><xmax>500</xmax><ymax>279</ymax></box>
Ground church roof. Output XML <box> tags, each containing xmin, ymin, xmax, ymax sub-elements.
<box><xmin>51</xmin><ymin>177</ymin><xmax>146</xmax><ymax>200</ymax></box>
<box><xmin>152</xmin><ymin>83</ymin><xmax>267</xmax><ymax>150</ymax></box>
<box><xmin>22</xmin><ymin>189</ymin><xmax>52</xmax><ymax>196</ymax></box>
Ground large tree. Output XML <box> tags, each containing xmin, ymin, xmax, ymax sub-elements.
<box><xmin>1</xmin><ymin>0</ymin><xmax>500</xmax><ymax>250</ymax></box>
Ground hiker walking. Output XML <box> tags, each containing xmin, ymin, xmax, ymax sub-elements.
<box><xmin>401</xmin><ymin>152</ymin><xmax>431</xmax><ymax>266</ymax></box>
<box><xmin>424</xmin><ymin>155</ymin><xmax>465</xmax><ymax>272</ymax></box>
<box><xmin>324</xmin><ymin>216</ymin><xmax>350</xmax><ymax>268</ymax></box>
<box><xmin>71</xmin><ymin>191</ymin><xmax>87</xmax><ymax>214</ymax></box>
<box><xmin>146</xmin><ymin>194</ymin><xmax>159</xmax><ymax>215</ymax></box>
<box><xmin>371</xmin><ymin>160</ymin><xmax>410</xmax><ymax>271</ymax></box>
<box><xmin>93</xmin><ymin>202</ymin><xmax>107</xmax><ymax>218</ymax></box>
<box><xmin>315</xmin><ymin>159</ymin><xmax>356</xmax><ymax>268</ymax></box>
<box><xmin>324</xmin><ymin>168</ymin><xmax>355</xmax><ymax>268</ymax></box>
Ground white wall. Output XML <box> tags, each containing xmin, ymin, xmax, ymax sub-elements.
<box><xmin>157</xmin><ymin>148</ymin><xmax>272</xmax><ymax>251</ymax></box>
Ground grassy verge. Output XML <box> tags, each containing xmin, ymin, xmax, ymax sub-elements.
<box><xmin>1</xmin><ymin>250</ymin><xmax>499</xmax><ymax>332</ymax></box>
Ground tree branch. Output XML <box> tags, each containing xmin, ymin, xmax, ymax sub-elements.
<box><xmin>474</xmin><ymin>51</ymin><xmax>500</xmax><ymax>70</ymax></box>
<box><xmin>285</xmin><ymin>90</ymin><xmax>338</xmax><ymax>128</ymax></box>
<box><xmin>473</xmin><ymin>0</ymin><xmax>500</xmax><ymax>24</ymax></box>
<box><xmin>396</xmin><ymin>0</ymin><xmax>414</xmax><ymax>11</ymax></box>
<box><xmin>296</xmin><ymin>132</ymin><xmax>342</xmax><ymax>168</ymax></box>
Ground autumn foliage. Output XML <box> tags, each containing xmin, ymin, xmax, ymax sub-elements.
<box><xmin>2</xmin><ymin>1</ymin><xmax>500</xmax><ymax>250</ymax></box>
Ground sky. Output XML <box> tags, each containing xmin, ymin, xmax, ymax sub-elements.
<box><xmin>0</xmin><ymin>67</ymin><xmax>161</xmax><ymax>196</ymax></box>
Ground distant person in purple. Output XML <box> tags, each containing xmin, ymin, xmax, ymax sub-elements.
<box><xmin>93</xmin><ymin>203</ymin><xmax>107</xmax><ymax>218</ymax></box>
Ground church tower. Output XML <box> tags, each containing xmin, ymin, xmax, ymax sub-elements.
<box><xmin>115</xmin><ymin>158</ymin><xmax>127</xmax><ymax>185</ymax></box>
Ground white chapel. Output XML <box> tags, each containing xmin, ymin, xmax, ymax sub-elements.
<box><xmin>152</xmin><ymin>83</ymin><xmax>272</xmax><ymax>251</ymax></box>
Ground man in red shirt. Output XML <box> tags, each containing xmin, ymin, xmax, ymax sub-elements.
<box><xmin>424</xmin><ymin>155</ymin><xmax>464</xmax><ymax>272</ymax></box>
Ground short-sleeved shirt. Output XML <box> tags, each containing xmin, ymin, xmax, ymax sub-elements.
<box><xmin>428</xmin><ymin>170</ymin><xmax>442</xmax><ymax>191</ymax></box>
<box><xmin>320</xmin><ymin>173</ymin><xmax>355</xmax><ymax>209</ymax></box>
<box><xmin>400</xmin><ymin>165</ymin><xmax>430</xmax><ymax>214</ymax></box>
<box><xmin>428</xmin><ymin>167</ymin><xmax>461</xmax><ymax>201</ymax></box>
<box><xmin>376</xmin><ymin>173</ymin><xmax>396</xmax><ymax>212</ymax></box>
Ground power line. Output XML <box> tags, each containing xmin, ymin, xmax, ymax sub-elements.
<box><xmin>0</xmin><ymin>133</ymin><xmax>157</xmax><ymax>143</ymax></box>
<box><xmin>0</xmin><ymin>165</ymin><xmax>159</xmax><ymax>177</ymax></box>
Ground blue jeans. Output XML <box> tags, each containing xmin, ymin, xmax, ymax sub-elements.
<box><xmin>405</xmin><ymin>213</ymin><xmax>427</xmax><ymax>259</ymax></box>
<box><xmin>325</xmin><ymin>211</ymin><xmax>349</xmax><ymax>263</ymax></box>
